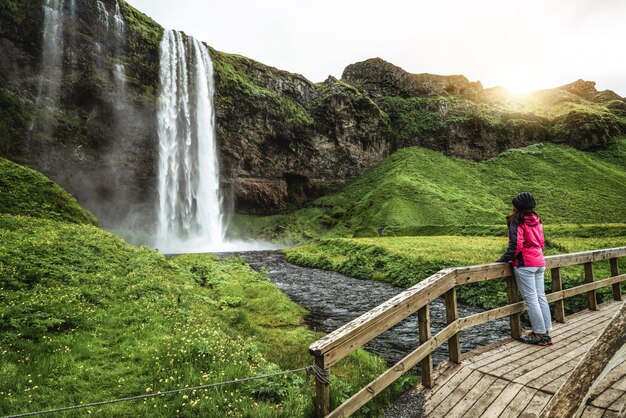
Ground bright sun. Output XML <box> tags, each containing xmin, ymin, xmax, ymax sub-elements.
<box><xmin>502</xmin><ymin>79</ymin><xmax>541</xmax><ymax>96</ymax></box>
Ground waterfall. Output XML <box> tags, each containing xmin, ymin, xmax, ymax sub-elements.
<box><xmin>39</xmin><ymin>0</ymin><xmax>65</xmax><ymax>104</ymax></box>
<box><xmin>113</xmin><ymin>0</ymin><xmax>124</xmax><ymax>34</ymax></box>
<box><xmin>96</xmin><ymin>1</ymin><xmax>109</xmax><ymax>29</ymax></box>
<box><xmin>111</xmin><ymin>0</ymin><xmax>126</xmax><ymax>94</ymax></box>
<box><xmin>155</xmin><ymin>30</ymin><xmax>225</xmax><ymax>253</ymax></box>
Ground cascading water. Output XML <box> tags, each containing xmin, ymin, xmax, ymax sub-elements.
<box><xmin>39</xmin><ymin>0</ymin><xmax>65</xmax><ymax>103</ymax></box>
<box><xmin>96</xmin><ymin>1</ymin><xmax>109</xmax><ymax>29</ymax></box>
<box><xmin>113</xmin><ymin>1</ymin><xmax>124</xmax><ymax>34</ymax></box>
<box><xmin>155</xmin><ymin>30</ymin><xmax>225</xmax><ymax>253</ymax></box>
<box><xmin>111</xmin><ymin>0</ymin><xmax>126</xmax><ymax>93</ymax></box>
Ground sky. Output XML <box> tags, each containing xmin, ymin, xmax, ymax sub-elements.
<box><xmin>127</xmin><ymin>0</ymin><xmax>626</xmax><ymax>96</ymax></box>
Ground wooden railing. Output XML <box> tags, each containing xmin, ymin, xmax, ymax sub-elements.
<box><xmin>308</xmin><ymin>246</ymin><xmax>626</xmax><ymax>418</ymax></box>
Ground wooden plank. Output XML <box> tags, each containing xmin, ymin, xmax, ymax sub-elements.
<box><xmin>607</xmin><ymin>386</ymin><xmax>626</xmax><ymax>414</ymax></box>
<box><xmin>499</xmin><ymin>336</ymin><xmax>594</xmax><ymax>387</ymax></box>
<box><xmin>515</xmin><ymin>335</ymin><xmax>598</xmax><ymax>388</ymax></box>
<box><xmin>587</xmin><ymin>356</ymin><xmax>626</xmax><ymax>406</ymax></box>
<box><xmin>475</xmin><ymin>308</ymin><xmax>612</xmax><ymax>373</ymax></box>
<box><xmin>444</xmin><ymin>288</ymin><xmax>461</xmax><ymax>363</ymax></box>
<box><xmin>585</xmin><ymin>262</ymin><xmax>599</xmax><ymax>311</ymax></box>
<box><xmin>459</xmin><ymin>301</ymin><xmax>525</xmax><ymax>330</ymax></box>
<box><xmin>464</xmin><ymin>304</ymin><xmax>616</xmax><ymax>369</ymax></box>
<box><xmin>507</xmin><ymin>275</ymin><xmax>522</xmax><ymax>338</ymax></box>
<box><xmin>327</xmin><ymin>321</ymin><xmax>460</xmax><ymax>418</ymax></box>
<box><xmin>469</xmin><ymin>316</ymin><xmax>609</xmax><ymax>379</ymax></box>
<box><xmin>551</xmin><ymin>267</ymin><xmax>566</xmax><ymax>323</ymax></box>
<box><xmin>541</xmin><ymin>301</ymin><xmax>626</xmax><ymax>418</ymax></box>
<box><xmin>418</xmin><ymin>304</ymin><xmax>433</xmax><ymax>388</ymax></box>
<box><xmin>546</xmin><ymin>274</ymin><xmax>626</xmax><ymax>303</ymax></box>
<box><xmin>444</xmin><ymin>373</ymin><xmax>498</xmax><ymax>418</ymax></box>
<box><xmin>423</xmin><ymin>366</ymin><xmax>475</xmax><ymax>414</ymax></box>
<box><xmin>479</xmin><ymin>381</ymin><xmax>524</xmax><ymax>417</ymax></box>
<box><xmin>498</xmin><ymin>385</ymin><xmax>539</xmax><ymax>418</ymax></box>
<box><xmin>480</xmin><ymin>323</ymin><xmax>603</xmax><ymax>378</ymax></box>
<box><xmin>591</xmin><ymin>388</ymin><xmax>626</xmax><ymax>410</ymax></box>
<box><xmin>520</xmin><ymin>391</ymin><xmax>551</xmax><ymax>417</ymax></box>
<box><xmin>428</xmin><ymin>370</ymin><xmax>485</xmax><ymax>416</ymax></box>
<box><xmin>454</xmin><ymin>262</ymin><xmax>511</xmax><ymax>284</ymax></box>
<box><xmin>421</xmin><ymin>361</ymin><xmax>463</xmax><ymax>399</ymax></box>
<box><xmin>579</xmin><ymin>405</ymin><xmax>606</xmax><ymax>418</ymax></box>
<box><xmin>544</xmin><ymin>247</ymin><xmax>626</xmax><ymax>269</ymax></box>
<box><xmin>314</xmin><ymin>356</ymin><xmax>330</xmax><ymax>418</ymax></box>
<box><xmin>610</xmin><ymin>258</ymin><xmax>622</xmax><ymax>301</ymax></box>
<box><xmin>310</xmin><ymin>268</ymin><xmax>456</xmax><ymax>366</ymax></box>
<box><xmin>461</xmin><ymin>377</ymin><xmax>509</xmax><ymax>417</ymax></box>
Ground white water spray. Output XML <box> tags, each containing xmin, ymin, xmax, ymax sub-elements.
<box><xmin>155</xmin><ymin>30</ymin><xmax>226</xmax><ymax>253</ymax></box>
<box><xmin>39</xmin><ymin>0</ymin><xmax>65</xmax><ymax>103</ymax></box>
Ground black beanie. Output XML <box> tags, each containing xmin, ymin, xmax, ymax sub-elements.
<box><xmin>512</xmin><ymin>192</ymin><xmax>536</xmax><ymax>211</ymax></box>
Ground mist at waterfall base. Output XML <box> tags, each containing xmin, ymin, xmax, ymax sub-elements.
<box><xmin>35</xmin><ymin>2</ymin><xmax>273</xmax><ymax>254</ymax></box>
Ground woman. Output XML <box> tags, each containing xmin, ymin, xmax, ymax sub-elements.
<box><xmin>497</xmin><ymin>192</ymin><xmax>553</xmax><ymax>346</ymax></box>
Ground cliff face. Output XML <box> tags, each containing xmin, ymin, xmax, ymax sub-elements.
<box><xmin>0</xmin><ymin>0</ymin><xmax>162</xmax><ymax>229</ymax></box>
<box><xmin>1</xmin><ymin>0</ymin><xmax>625</xmax><ymax>229</ymax></box>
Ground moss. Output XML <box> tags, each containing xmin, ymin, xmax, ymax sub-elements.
<box><xmin>0</xmin><ymin>89</ymin><xmax>33</xmax><ymax>158</ymax></box>
<box><xmin>211</xmin><ymin>49</ymin><xmax>314</xmax><ymax>129</ymax></box>
<box><xmin>0</xmin><ymin>158</ymin><xmax>98</xmax><ymax>225</ymax></box>
<box><xmin>119</xmin><ymin>0</ymin><xmax>164</xmax><ymax>103</ymax></box>
<box><xmin>0</xmin><ymin>0</ymin><xmax>43</xmax><ymax>48</ymax></box>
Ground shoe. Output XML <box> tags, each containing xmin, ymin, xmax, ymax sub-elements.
<box><xmin>518</xmin><ymin>333</ymin><xmax>552</xmax><ymax>346</ymax></box>
<box><xmin>538</xmin><ymin>335</ymin><xmax>553</xmax><ymax>346</ymax></box>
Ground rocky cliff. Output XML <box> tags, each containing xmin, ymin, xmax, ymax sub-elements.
<box><xmin>1</xmin><ymin>0</ymin><xmax>625</xmax><ymax>233</ymax></box>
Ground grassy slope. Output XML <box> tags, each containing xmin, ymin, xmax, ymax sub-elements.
<box><xmin>235</xmin><ymin>139</ymin><xmax>626</xmax><ymax>243</ymax></box>
<box><xmin>0</xmin><ymin>165</ymin><xmax>410</xmax><ymax>416</ymax></box>
<box><xmin>0</xmin><ymin>157</ymin><xmax>97</xmax><ymax>225</ymax></box>
<box><xmin>284</xmin><ymin>236</ymin><xmax>626</xmax><ymax>312</ymax></box>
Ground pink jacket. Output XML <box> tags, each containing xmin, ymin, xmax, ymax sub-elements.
<box><xmin>497</xmin><ymin>214</ymin><xmax>546</xmax><ymax>267</ymax></box>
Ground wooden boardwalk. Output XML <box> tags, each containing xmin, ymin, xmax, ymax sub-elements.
<box><xmin>416</xmin><ymin>300</ymin><xmax>626</xmax><ymax>417</ymax></box>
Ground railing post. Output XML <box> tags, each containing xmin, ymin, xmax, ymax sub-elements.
<box><xmin>314</xmin><ymin>356</ymin><xmax>330</xmax><ymax>418</ymax></box>
<box><xmin>550</xmin><ymin>267</ymin><xmax>566</xmax><ymax>323</ymax></box>
<box><xmin>418</xmin><ymin>304</ymin><xmax>433</xmax><ymax>388</ymax></box>
<box><xmin>506</xmin><ymin>275</ymin><xmax>522</xmax><ymax>338</ymax></box>
<box><xmin>584</xmin><ymin>262</ymin><xmax>598</xmax><ymax>310</ymax></box>
<box><xmin>609</xmin><ymin>258</ymin><xmax>622</xmax><ymax>301</ymax></box>
<box><xmin>444</xmin><ymin>288</ymin><xmax>461</xmax><ymax>363</ymax></box>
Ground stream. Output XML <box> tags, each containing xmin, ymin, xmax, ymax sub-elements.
<box><xmin>222</xmin><ymin>250</ymin><xmax>510</xmax><ymax>366</ymax></box>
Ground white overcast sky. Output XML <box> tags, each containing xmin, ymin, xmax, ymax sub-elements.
<box><xmin>127</xmin><ymin>0</ymin><xmax>626</xmax><ymax>96</ymax></box>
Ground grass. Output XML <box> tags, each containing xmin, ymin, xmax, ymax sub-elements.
<box><xmin>0</xmin><ymin>214</ymin><xmax>414</xmax><ymax>417</ymax></box>
<box><xmin>241</xmin><ymin>140</ymin><xmax>626</xmax><ymax>244</ymax></box>
<box><xmin>0</xmin><ymin>157</ymin><xmax>97</xmax><ymax>226</ymax></box>
<box><xmin>284</xmin><ymin>236</ymin><xmax>626</xmax><ymax>313</ymax></box>
<box><xmin>0</xmin><ymin>160</ymin><xmax>413</xmax><ymax>417</ymax></box>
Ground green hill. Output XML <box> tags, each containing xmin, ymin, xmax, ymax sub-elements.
<box><xmin>0</xmin><ymin>157</ymin><xmax>97</xmax><ymax>226</ymax></box>
<box><xmin>233</xmin><ymin>139</ymin><xmax>626</xmax><ymax>242</ymax></box>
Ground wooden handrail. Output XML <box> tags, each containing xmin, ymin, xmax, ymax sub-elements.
<box><xmin>310</xmin><ymin>246</ymin><xmax>626</xmax><ymax>417</ymax></box>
